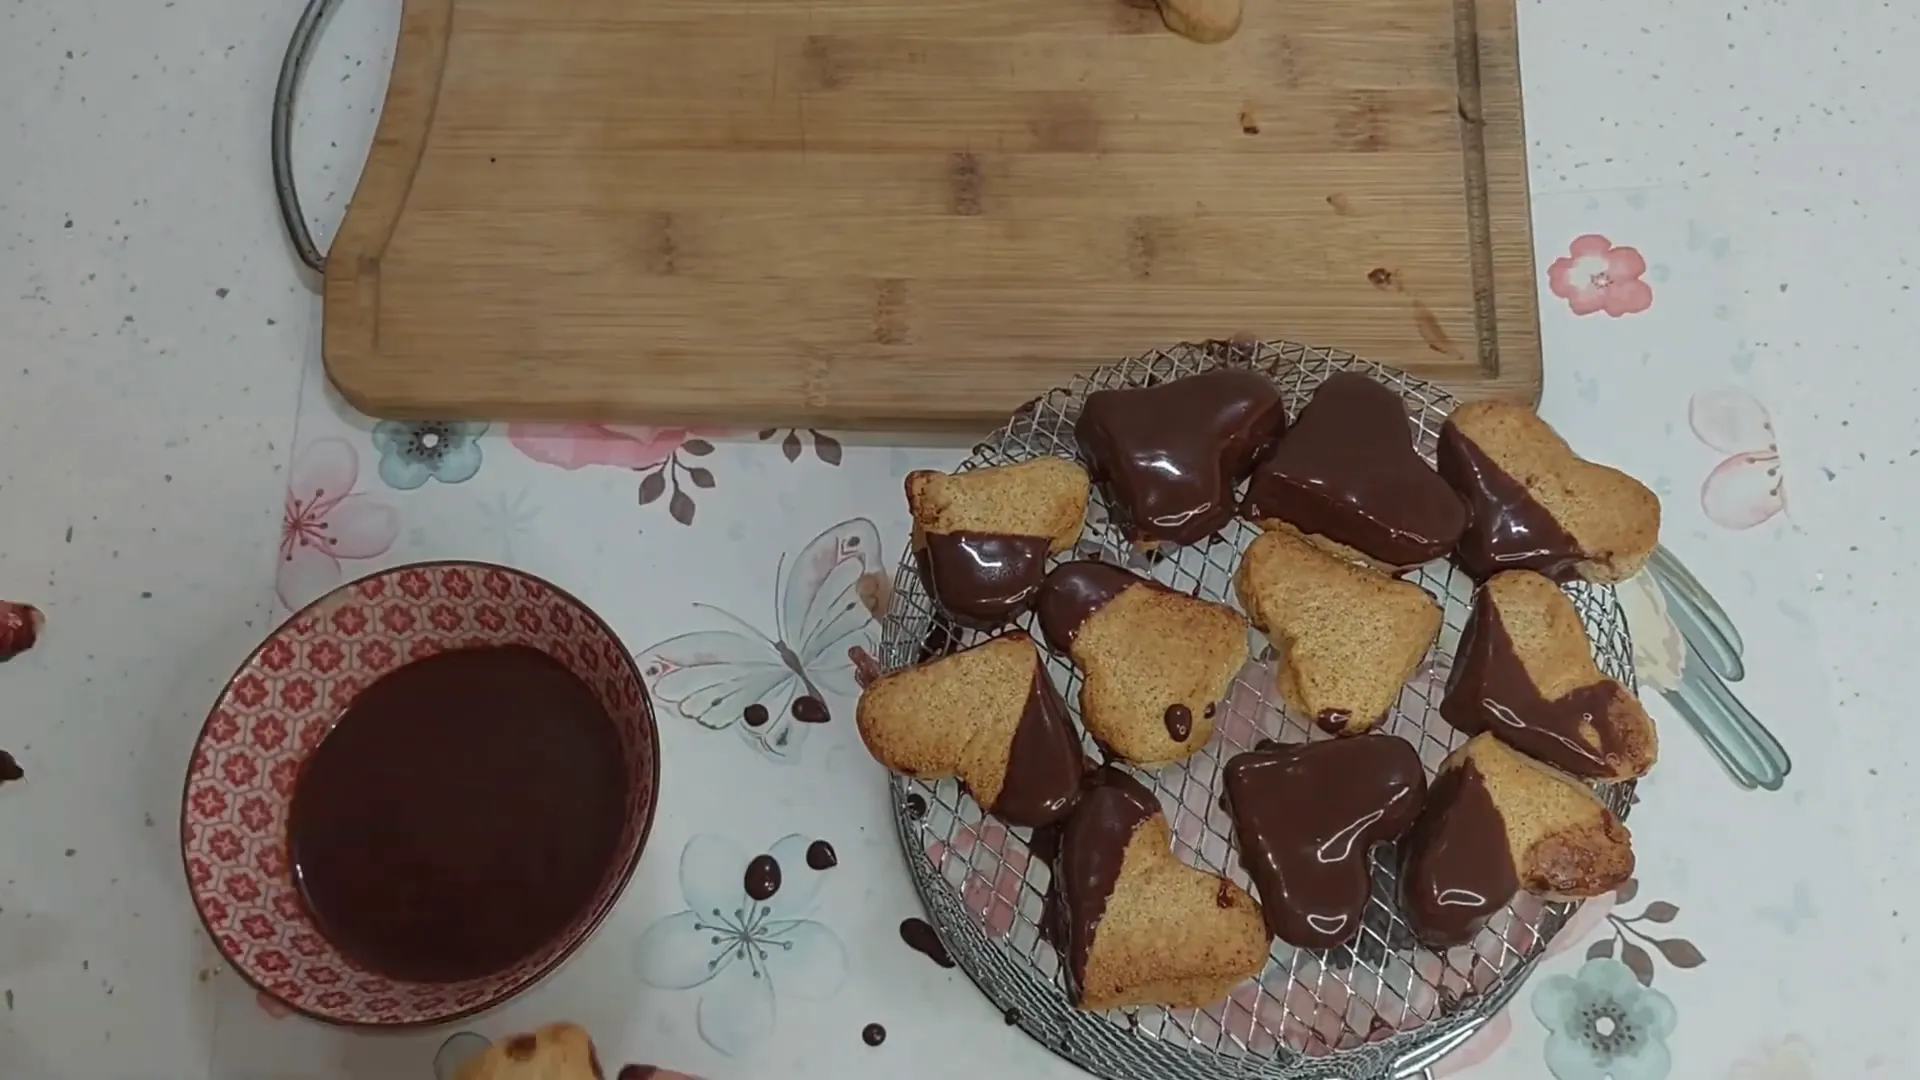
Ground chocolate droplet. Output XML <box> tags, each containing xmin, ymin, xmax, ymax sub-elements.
<box><xmin>1163</xmin><ymin>703</ymin><xmax>1193</xmax><ymax>742</ymax></box>
<box><xmin>905</xmin><ymin>793</ymin><xmax>926</xmax><ymax>818</ymax></box>
<box><xmin>1215</xmin><ymin>879</ymin><xmax>1234</xmax><ymax>908</ymax></box>
<box><xmin>791</xmin><ymin>695</ymin><xmax>830</xmax><ymax>724</ymax></box>
<box><xmin>1003</xmin><ymin>1009</ymin><xmax>1021</xmax><ymax>1026</ymax></box>
<box><xmin>0</xmin><ymin>750</ymin><xmax>22</xmax><ymax>786</ymax></box>
<box><xmin>899</xmin><ymin>917</ymin><xmax>956</xmax><ymax>968</ymax></box>
<box><xmin>1204</xmin><ymin>702</ymin><xmax>1216</xmax><ymax>719</ymax></box>
<box><xmin>862</xmin><ymin>1023</ymin><xmax>887</xmax><ymax>1047</ymax></box>
<box><xmin>743</xmin><ymin>703</ymin><xmax>769</xmax><ymax>728</ymax></box>
<box><xmin>807</xmin><ymin>840</ymin><xmax>838</xmax><ymax>870</ymax></box>
<box><xmin>744</xmin><ymin>854</ymin><xmax>781</xmax><ymax>901</ymax></box>
<box><xmin>617</xmin><ymin>1067</ymin><xmax>658</xmax><ymax>1080</ymax></box>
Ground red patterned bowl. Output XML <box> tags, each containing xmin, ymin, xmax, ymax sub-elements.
<box><xmin>180</xmin><ymin>561</ymin><xmax>659</xmax><ymax>1027</ymax></box>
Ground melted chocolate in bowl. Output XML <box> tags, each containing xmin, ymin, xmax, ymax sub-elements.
<box><xmin>287</xmin><ymin>644</ymin><xmax>629</xmax><ymax>984</ymax></box>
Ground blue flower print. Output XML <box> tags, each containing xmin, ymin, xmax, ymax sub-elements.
<box><xmin>372</xmin><ymin>421</ymin><xmax>488</xmax><ymax>490</ymax></box>
<box><xmin>1533</xmin><ymin>958</ymin><xmax>1678</xmax><ymax>1080</ymax></box>
<box><xmin>633</xmin><ymin>833</ymin><xmax>847</xmax><ymax>1057</ymax></box>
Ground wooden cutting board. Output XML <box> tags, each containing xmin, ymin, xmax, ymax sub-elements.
<box><xmin>324</xmin><ymin>0</ymin><xmax>1540</xmax><ymax>428</ymax></box>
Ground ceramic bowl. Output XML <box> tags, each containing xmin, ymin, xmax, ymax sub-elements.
<box><xmin>180</xmin><ymin>561</ymin><xmax>659</xmax><ymax>1027</ymax></box>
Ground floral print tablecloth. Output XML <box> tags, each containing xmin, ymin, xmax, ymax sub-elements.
<box><xmin>212</xmin><ymin>189</ymin><xmax>1898</xmax><ymax>1080</ymax></box>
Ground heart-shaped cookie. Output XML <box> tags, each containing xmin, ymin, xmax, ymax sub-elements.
<box><xmin>856</xmin><ymin>633</ymin><xmax>1085</xmax><ymax>827</ymax></box>
<box><xmin>1243</xmin><ymin>372</ymin><xmax>1467</xmax><ymax>570</ymax></box>
<box><xmin>1400</xmin><ymin>734</ymin><xmax>1634</xmax><ymax>948</ymax></box>
<box><xmin>1223</xmin><ymin>735</ymin><xmax>1426</xmax><ymax>948</ymax></box>
<box><xmin>1234</xmin><ymin>525</ymin><xmax>1441</xmax><ymax>735</ymax></box>
<box><xmin>1047</xmin><ymin>768</ymin><xmax>1269</xmax><ymax>1009</ymax></box>
<box><xmin>1442</xmin><ymin>571</ymin><xmax>1658</xmax><ymax>779</ymax></box>
<box><xmin>1076</xmin><ymin>369</ymin><xmax>1285</xmax><ymax>547</ymax></box>
<box><xmin>1437</xmin><ymin>401</ymin><xmax>1660</xmax><ymax>583</ymax></box>
<box><xmin>907</xmin><ymin>458</ymin><xmax>1090</xmax><ymax>626</ymax></box>
<box><xmin>1035</xmin><ymin>561</ymin><xmax>1246</xmax><ymax>764</ymax></box>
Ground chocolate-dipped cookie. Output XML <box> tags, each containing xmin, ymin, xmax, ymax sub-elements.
<box><xmin>1242</xmin><ymin>372</ymin><xmax>1467</xmax><ymax>570</ymax></box>
<box><xmin>1442</xmin><ymin>571</ymin><xmax>1658</xmax><ymax>780</ymax></box>
<box><xmin>1223</xmin><ymin>735</ymin><xmax>1426</xmax><ymax>948</ymax></box>
<box><xmin>1047</xmin><ymin>768</ymin><xmax>1268</xmax><ymax>1009</ymax></box>
<box><xmin>1436</xmin><ymin>401</ymin><xmax>1660</xmax><ymax>583</ymax></box>
<box><xmin>1401</xmin><ymin>734</ymin><xmax>1634</xmax><ymax>948</ymax></box>
<box><xmin>855</xmin><ymin>633</ymin><xmax>1084</xmax><ymax>827</ymax></box>
<box><xmin>1036</xmin><ymin>561</ymin><xmax>1245</xmax><ymax>764</ymax></box>
<box><xmin>907</xmin><ymin>458</ymin><xmax>1090</xmax><ymax>626</ymax></box>
<box><xmin>1075</xmin><ymin>369</ymin><xmax>1285</xmax><ymax>548</ymax></box>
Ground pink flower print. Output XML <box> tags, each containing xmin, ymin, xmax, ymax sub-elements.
<box><xmin>506</xmin><ymin>424</ymin><xmax>735</xmax><ymax>471</ymax></box>
<box><xmin>277</xmin><ymin>438</ymin><xmax>400</xmax><ymax>611</ymax></box>
<box><xmin>1547</xmin><ymin>234</ymin><xmax>1654</xmax><ymax>317</ymax></box>
<box><xmin>924</xmin><ymin>818</ymin><xmax>1030</xmax><ymax>938</ymax></box>
<box><xmin>1690</xmin><ymin>386</ymin><xmax>1787</xmax><ymax>528</ymax></box>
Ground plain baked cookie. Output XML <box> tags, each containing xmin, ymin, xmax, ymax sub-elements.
<box><xmin>855</xmin><ymin>633</ymin><xmax>1084</xmax><ymax>827</ymax></box>
<box><xmin>1400</xmin><ymin>734</ymin><xmax>1635</xmax><ymax>947</ymax></box>
<box><xmin>1234</xmin><ymin>524</ymin><xmax>1441</xmax><ymax>735</ymax></box>
<box><xmin>1157</xmin><ymin>0</ymin><xmax>1242</xmax><ymax>42</ymax></box>
<box><xmin>1442</xmin><ymin>570</ymin><xmax>1658</xmax><ymax>780</ymax></box>
<box><xmin>907</xmin><ymin>458</ymin><xmax>1090</xmax><ymax>624</ymax></box>
<box><xmin>1437</xmin><ymin>400</ymin><xmax>1661</xmax><ymax>583</ymax></box>
<box><xmin>1035</xmin><ymin>561</ymin><xmax>1246</xmax><ymax>764</ymax></box>
<box><xmin>1050</xmin><ymin>768</ymin><xmax>1269</xmax><ymax>1009</ymax></box>
<box><xmin>453</xmin><ymin>1023</ymin><xmax>603</xmax><ymax>1080</ymax></box>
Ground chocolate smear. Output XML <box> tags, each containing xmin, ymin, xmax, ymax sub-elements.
<box><xmin>899</xmin><ymin>917</ymin><xmax>956</xmax><ymax>968</ymax></box>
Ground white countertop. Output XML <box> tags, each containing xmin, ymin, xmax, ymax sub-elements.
<box><xmin>2</xmin><ymin>1</ymin><xmax>1915</xmax><ymax>1078</ymax></box>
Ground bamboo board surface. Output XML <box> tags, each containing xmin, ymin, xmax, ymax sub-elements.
<box><xmin>324</xmin><ymin>0</ymin><xmax>1540</xmax><ymax>427</ymax></box>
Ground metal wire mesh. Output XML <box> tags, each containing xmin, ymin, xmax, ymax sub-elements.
<box><xmin>878</xmin><ymin>341</ymin><xmax>1638</xmax><ymax>1080</ymax></box>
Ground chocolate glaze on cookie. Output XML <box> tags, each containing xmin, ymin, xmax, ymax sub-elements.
<box><xmin>1441</xmin><ymin>591</ymin><xmax>1628</xmax><ymax>778</ymax></box>
<box><xmin>1224</xmin><ymin>736</ymin><xmax>1425</xmax><ymax>948</ymax></box>
<box><xmin>1243</xmin><ymin>373</ymin><xmax>1467</xmax><ymax>567</ymax></box>
<box><xmin>1163</xmin><ymin>704</ymin><xmax>1193</xmax><ymax>742</ymax></box>
<box><xmin>1034</xmin><ymin>561</ymin><xmax>1168</xmax><ymax>652</ymax></box>
<box><xmin>1047</xmin><ymin>768</ymin><xmax>1162</xmax><ymax>1001</ymax></box>
<box><xmin>1436</xmin><ymin>425</ymin><xmax>1585</xmax><ymax>581</ymax></box>
<box><xmin>920</xmin><ymin>531</ymin><xmax>1053</xmax><ymax>625</ymax></box>
<box><xmin>1076</xmin><ymin>370</ymin><xmax>1286</xmax><ymax>547</ymax></box>
<box><xmin>1400</xmin><ymin>762</ymin><xmax>1518</xmax><ymax>948</ymax></box>
<box><xmin>992</xmin><ymin>662</ymin><xmax>1086</xmax><ymax>827</ymax></box>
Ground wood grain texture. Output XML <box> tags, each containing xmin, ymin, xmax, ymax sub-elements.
<box><xmin>325</xmin><ymin>0</ymin><xmax>1540</xmax><ymax>428</ymax></box>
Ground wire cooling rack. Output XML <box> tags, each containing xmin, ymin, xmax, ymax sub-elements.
<box><xmin>877</xmin><ymin>341</ymin><xmax>1639</xmax><ymax>1080</ymax></box>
